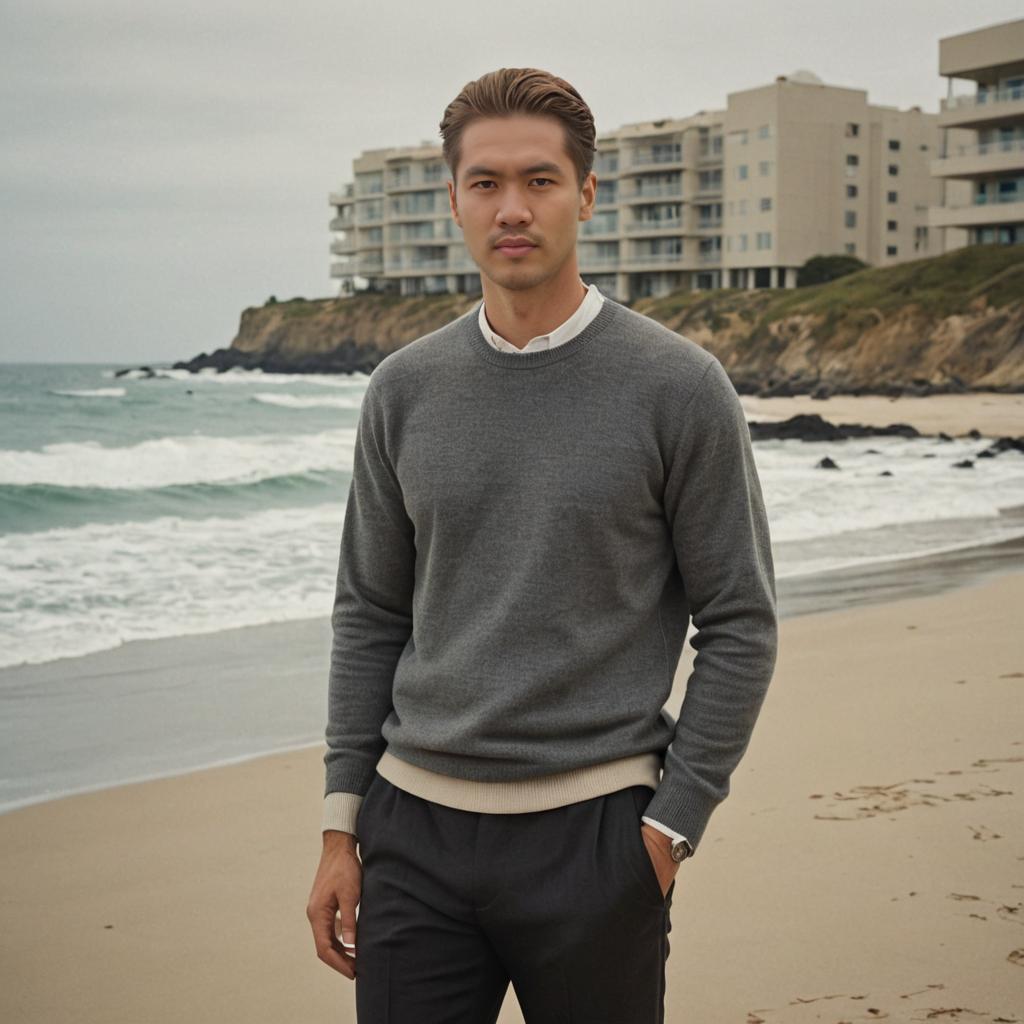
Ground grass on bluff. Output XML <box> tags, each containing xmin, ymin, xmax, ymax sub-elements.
<box><xmin>639</xmin><ymin>243</ymin><xmax>1024</xmax><ymax>330</ymax></box>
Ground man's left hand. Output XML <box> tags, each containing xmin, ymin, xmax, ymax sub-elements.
<box><xmin>640</xmin><ymin>823</ymin><xmax>680</xmax><ymax>899</ymax></box>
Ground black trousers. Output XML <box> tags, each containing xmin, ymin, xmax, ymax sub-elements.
<box><xmin>354</xmin><ymin>772</ymin><xmax>675</xmax><ymax>1023</ymax></box>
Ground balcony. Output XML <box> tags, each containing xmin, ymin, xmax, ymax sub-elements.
<box><xmin>578</xmin><ymin>253</ymin><xmax>620</xmax><ymax>268</ymax></box>
<box><xmin>928</xmin><ymin>194</ymin><xmax>1024</xmax><ymax>229</ymax></box>
<box><xmin>938</xmin><ymin>85</ymin><xmax>1024</xmax><ymax>130</ymax></box>
<box><xmin>624</xmin><ymin>251</ymin><xmax>684</xmax><ymax>265</ymax></box>
<box><xmin>328</xmin><ymin>183</ymin><xmax>355</xmax><ymax>204</ymax></box>
<box><xmin>619</xmin><ymin>184</ymin><xmax>684</xmax><ymax>202</ymax></box>
<box><xmin>627</xmin><ymin>149</ymin><xmax>683</xmax><ymax>170</ymax></box>
<box><xmin>930</xmin><ymin>137</ymin><xmax>1024</xmax><ymax>180</ymax></box>
<box><xmin>330</xmin><ymin>238</ymin><xmax>356</xmax><ymax>255</ymax></box>
<box><xmin>329</xmin><ymin>215</ymin><xmax>353</xmax><ymax>231</ymax></box>
<box><xmin>626</xmin><ymin>218</ymin><xmax>683</xmax><ymax>233</ymax></box>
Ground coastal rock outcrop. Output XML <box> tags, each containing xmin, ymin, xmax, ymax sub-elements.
<box><xmin>141</xmin><ymin>244</ymin><xmax>1024</xmax><ymax>395</ymax></box>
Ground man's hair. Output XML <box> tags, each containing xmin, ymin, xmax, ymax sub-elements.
<box><xmin>439</xmin><ymin>68</ymin><xmax>596</xmax><ymax>191</ymax></box>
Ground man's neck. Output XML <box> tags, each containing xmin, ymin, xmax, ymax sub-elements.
<box><xmin>482</xmin><ymin>276</ymin><xmax>588</xmax><ymax>351</ymax></box>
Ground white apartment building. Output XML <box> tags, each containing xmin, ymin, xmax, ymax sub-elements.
<box><xmin>329</xmin><ymin>73</ymin><xmax>946</xmax><ymax>301</ymax></box>
<box><xmin>929</xmin><ymin>17</ymin><xmax>1024</xmax><ymax>249</ymax></box>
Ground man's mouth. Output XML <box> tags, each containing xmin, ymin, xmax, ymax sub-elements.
<box><xmin>495</xmin><ymin>242</ymin><xmax>537</xmax><ymax>257</ymax></box>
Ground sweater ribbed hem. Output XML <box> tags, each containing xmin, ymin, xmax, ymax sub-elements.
<box><xmin>374</xmin><ymin>748</ymin><xmax>663</xmax><ymax>813</ymax></box>
<box><xmin>465</xmin><ymin>296</ymin><xmax>624</xmax><ymax>369</ymax></box>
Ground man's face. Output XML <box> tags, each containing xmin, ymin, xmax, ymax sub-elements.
<box><xmin>448</xmin><ymin>113</ymin><xmax>596</xmax><ymax>292</ymax></box>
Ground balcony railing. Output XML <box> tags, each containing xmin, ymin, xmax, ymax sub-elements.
<box><xmin>938</xmin><ymin>138</ymin><xmax>1024</xmax><ymax>160</ymax></box>
<box><xmin>943</xmin><ymin>84</ymin><xmax>1024</xmax><ymax>112</ymax></box>
<box><xmin>626</xmin><ymin>218</ymin><xmax>682</xmax><ymax>232</ymax></box>
<box><xmin>625</xmin><ymin>252</ymin><xmax>683</xmax><ymax>264</ymax></box>
<box><xmin>628</xmin><ymin>150</ymin><xmax>683</xmax><ymax>168</ymax></box>
<box><xmin>952</xmin><ymin>192</ymin><xmax>1023</xmax><ymax>208</ymax></box>
<box><xmin>620</xmin><ymin>185</ymin><xmax>684</xmax><ymax>200</ymax></box>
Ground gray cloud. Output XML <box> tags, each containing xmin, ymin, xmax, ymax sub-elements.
<box><xmin>1</xmin><ymin>0</ymin><xmax>1018</xmax><ymax>363</ymax></box>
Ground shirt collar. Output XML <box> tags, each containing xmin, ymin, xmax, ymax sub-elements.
<box><xmin>478</xmin><ymin>282</ymin><xmax>605</xmax><ymax>354</ymax></box>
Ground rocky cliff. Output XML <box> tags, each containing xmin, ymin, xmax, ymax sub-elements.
<box><xmin>168</xmin><ymin>244</ymin><xmax>1024</xmax><ymax>395</ymax></box>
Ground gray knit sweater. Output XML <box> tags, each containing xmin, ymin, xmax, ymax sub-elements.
<box><xmin>323</xmin><ymin>296</ymin><xmax>778</xmax><ymax>852</ymax></box>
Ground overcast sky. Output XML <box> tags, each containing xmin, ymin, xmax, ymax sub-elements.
<box><xmin>2</xmin><ymin>0</ymin><xmax>1020</xmax><ymax>366</ymax></box>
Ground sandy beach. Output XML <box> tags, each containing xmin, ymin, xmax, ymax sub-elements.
<box><xmin>1</xmin><ymin>565</ymin><xmax>1021</xmax><ymax>1022</ymax></box>
<box><xmin>740</xmin><ymin>390</ymin><xmax>1024</xmax><ymax>439</ymax></box>
<box><xmin>1</xmin><ymin>390</ymin><xmax>1022</xmax><ymax>1023</ymax></box>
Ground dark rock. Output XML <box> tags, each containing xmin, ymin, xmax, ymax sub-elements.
<box><xmin>747</xmin><ymin>413</ymin><xmax>921</xmax><ymax>442</ymax></box>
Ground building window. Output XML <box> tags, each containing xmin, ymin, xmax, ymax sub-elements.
<box><xmin>887</xmin><ymin>220</ymin><xmax>898</xmax><ymax>231</ymax></box>
<box><xmin>756</xmin><ymin>231</ymin><xmax>772</xmax><ymax>250</ymax></box>
<box><xmin>760</xmin><ymin>197</ymin><xmax>772</xmax><ymax>211</ymax></box>
<box><xmin>844</xmin><ymin>243</ymin><xmax>856</xmax><ymax>254</ymax></box>
<box><xmin>758</xmin><ymin>123</ymin><xmax>772</xmax><ymax>139</ymax></box>
<box><xmin>739</xmin><ymin>198</ymin><xmax>749</xmax><ymax>215</ymax></box>
<box><xmin>847</xmin><ymin>185</ymin><xmax>858</xmax><ymax>197</ymax></box>
<box><xmin>888</xmin><ymin>139</ymin><xmax>901</xmax><ymax>151</ymax></box>
<box><xmin>888</xmin><ymin>164</ymin><xmax>899</xmax><ymax>176</ymax></box>
<box><xmin>758</xmin><ymin>160</ymin><xmax>773</xmax><ymax>176</ymax></box>
<box><xmin>846</xmin><ymin>123</ymin><xmax>860</xmax><ymax>137</ymax></box>
<box><xmin>846</xmin><ymin>154</ymin><xmax>859</xmax><ymax>166</ymax></box>
<box><xmin>887</xmin><ymin>191</ymin><xmax>898</xmax><ymax>203</ymax></box>
<box><xmin>886</xmin><ymin>245</ymin><xmax>898</xmax><ymax>256</ymax></box>
<box><xmin>738</xmin><ymin>164</ymin><xmax>748</xmax><ymax>180</ymax></box>
<box><xmin>739</xmin><ymin>234</ymin><xmax>748</xmax><ymax>252</ymax></box>
<box><xmin>845</xmin><ymin>210</ymin><xmax>857</xmax><ymax>228</ymax></box>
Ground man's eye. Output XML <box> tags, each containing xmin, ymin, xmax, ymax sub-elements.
<box><xmin>531</xmin><ymin>178</ymin><xmax>553</xmax><ymax>186</ymax></box>
<box><xmin>471</xmin><ymin>181</ymin><xmax>495</xmax><ymax>189</ymax></box>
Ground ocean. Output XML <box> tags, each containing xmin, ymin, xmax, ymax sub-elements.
<box><xmin>3</xmin><ymin>360</ymin><xmax>1024</xmax><ymax>672</ymax></box>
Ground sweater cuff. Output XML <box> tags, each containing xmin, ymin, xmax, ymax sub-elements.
<box><xmin>639</xmin><ymin>778</ymin><xmax>721</xmax><ymax>854</ymax></box>
<box><xmin>322</xmin><ymin>792</ymin><xmax>363</xmax><ymax>836</ymax></box>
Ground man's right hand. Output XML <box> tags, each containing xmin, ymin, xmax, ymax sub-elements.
<box><xmin>307</xmin><ymin>830</ymin><xmax>362</xmax><ymax>979</ymax></box>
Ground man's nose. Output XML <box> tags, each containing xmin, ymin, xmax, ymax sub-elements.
<box><xmin>497</xmin><ymin>190</ymin><xmax>533</xmax><ymax>225</ymax></box>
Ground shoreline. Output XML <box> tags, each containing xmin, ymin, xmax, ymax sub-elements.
<box><xmin>3</xmin><ymin>529</ymin><xmax>1024</xmax><ymax>817</ymax></box>
<box><xmin>2</xmin><ymin>567</ymin><xmax>1021</xmax><ymax>1022</ymax></box>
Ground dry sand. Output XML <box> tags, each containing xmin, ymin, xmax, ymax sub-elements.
<box><xmin>740</xmin><ymin>391</ymin><xmax>1024</xmax><ymax>439</ymax></box>
<box><xmin>2</xmin><ymin>566</ymin><xmax>1021</xmax><ymax>1023</ymax></box>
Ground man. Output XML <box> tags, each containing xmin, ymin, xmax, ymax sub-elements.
<box><xmin>307</xmin><ymin>67</ymin><xmax>778</xmax><ymax>1022</ymax></box>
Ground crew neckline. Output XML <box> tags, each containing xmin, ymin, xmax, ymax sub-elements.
<box><xmin>466</xmin><ymin>295</ymin><xmax>623</xmax><ymax>369</ymax></box>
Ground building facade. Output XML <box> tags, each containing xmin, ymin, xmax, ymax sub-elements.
<box><xmin>329</xmin><ymin>73</ymin><xmax>949</xmax><ymax>301</ymax></box>
<box><xmin>929</xmin><ymin>17</ymin><xmax>1024</xmax><ymax>250</ymax></box>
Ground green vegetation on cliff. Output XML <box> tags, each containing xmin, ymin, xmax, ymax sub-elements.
<box><xmin>211</xmin><ymin>244</ymin><xmax>1023</xmax><ymax>392</ymax></box>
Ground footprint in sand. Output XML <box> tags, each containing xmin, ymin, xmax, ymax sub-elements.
<box><xmin>811</xmin><ymin>757</ymin><xmax>1020</xmax><ymax>821</ymax></box>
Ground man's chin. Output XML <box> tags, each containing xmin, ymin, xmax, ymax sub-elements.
<box><xmin>480</xmin><ymin>261</ymin><xmax>551</xmax><ymax>292</ymax></box>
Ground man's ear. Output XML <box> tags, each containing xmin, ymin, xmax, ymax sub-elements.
<box><xmin>448</xmin><ymin>180</ymin><xmax>461</xmax><ymax>227</ymax></box>
<box><xmin>578</xmin><ymin>171</ymin><xmax>597</xmax><ymax>222</ymax></box>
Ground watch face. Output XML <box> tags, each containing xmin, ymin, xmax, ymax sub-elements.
<box><xmin>671</xmin><ymin>840</ymin><xmax>692</xmax><ymax>862</ymax></box>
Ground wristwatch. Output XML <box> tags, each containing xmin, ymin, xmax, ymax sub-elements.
<box><xmin>669</xmin><ymin>837</ymin><xmax>694</xmax><ymax>863</ymax></box>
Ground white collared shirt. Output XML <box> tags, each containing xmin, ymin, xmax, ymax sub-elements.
<box><xmin>479</xmin><ymin>281</ymin><xmax>605</xmax><ymax>353</ymax></box>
